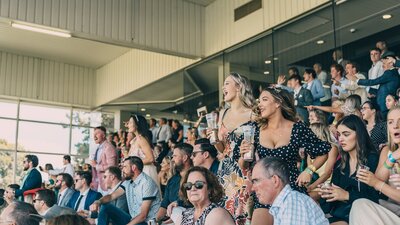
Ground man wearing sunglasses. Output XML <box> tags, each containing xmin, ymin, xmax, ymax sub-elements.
<box><xmin>54</xmin><ymin>173</ymin><xmax>76</xmax><ymax>207</ymax></box>
<box><xmin>33</xmin><ymin>189</ymin><xmax>75</xmax><ymax>220</ymax></box>
<box><xmin>90</xmin><ymin>156</ymin><xmax>161</xmax><ymax>225</ymax></box>
<box><xmin>252</xmin><ymin>157</ymin><xmax>328</xmax><ymax>225</ymax></box>
<box><xmin>191</xmin><ymin>138</ymin><xmax>220</xmax><ymax>176</ymax></box>
<box><xmin>67</xmin><ymin>171</ymin><xmax>102</xmax><ymax>212</ymax></box>
<box><xmin>15</xmin><ymin>154</ymin><xmax>42</xmax><ymax>198</ymax></box>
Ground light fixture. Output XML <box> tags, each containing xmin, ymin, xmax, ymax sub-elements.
<box><xmin>145</xmin><ymin>114</ymin><xmax>151</xmax><ymax>117</ymax></box>
<box><xmin>273</xmin><ymin>57</ymin><xmax>279</xmax><ymax>61</ymax></box>
<box><xmin>316</xmin><ymin>40</ymin><xmax>325</xmax><ymax>45</ymax></box>
<box><xmin>382</xmin><ymin>14</ymin><xmax>392</xmax><ymax>20</ymax></box>
<box><xmin>264</xmin><ymin>60</ymin><xmax>272</xmax><ymax>64</ymax></box>
<box><xmin>11</xmin><ymin>22</ymin><xmax>71</xmax><ymax>38</ymax></box>
<box><xmin>140</xmin><ymin>108</ymin><xmax>146</xmax><ymax>112</ymax></box>
<box><xmin>264</xmin><ymin>71</ymin><xmax>270</xmax><ymax>75</ymax></box>
<box><xmin>335</xmin><ymin>0</ymin><xmax>347</xmax><ymax>5</ymax></box>
<box><xmin>349</xmin><ymin>28</ymin><xmax>356</xmax><ymax>33</ymax></box>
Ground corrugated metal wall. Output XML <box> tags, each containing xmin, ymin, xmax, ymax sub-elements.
<box><xmin>95</xmin><ymin>48</ymin><xmax>196</xmax><ymax>106</ymax></box>
<box><xmin>0</xmin><ymin>51</ymin><xmax>95</xmax><ymax>107</ymax></box>
<box><xmin>205</xmin><ymin>0</ymin><xmax>329</xmax><ymax>55</ymax></box>
<box><xmin>0</xmin><ymin>0</ymin><xmax>204</xmax><ymax>57</ymax></box>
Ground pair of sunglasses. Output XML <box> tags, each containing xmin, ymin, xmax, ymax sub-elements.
<box><xmin>183</xmin><ymin>181</ymin><xmax>206</xmax><ymax>191</ymax></box>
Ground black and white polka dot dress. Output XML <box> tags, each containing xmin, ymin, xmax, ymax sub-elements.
<box><xmin>253</xmin><ymin>121</ymin><xmax>331</xmax><ymax>209</ymax></box>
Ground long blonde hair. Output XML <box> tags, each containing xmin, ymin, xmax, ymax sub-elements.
<box><xmin>227</xmin><ymin>72</ymin><xmax>255</xmax><ymax>109</ymax></box>
<box><xmin>387</xmin><ymin>105</ymin><xmax>400</xmax><ymax>152</ymax></box>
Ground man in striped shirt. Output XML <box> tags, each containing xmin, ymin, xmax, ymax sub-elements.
<box><xmin>251</xmin><ymin>157</ymin><xmax>328</xmax><ymax>225</ymax></box>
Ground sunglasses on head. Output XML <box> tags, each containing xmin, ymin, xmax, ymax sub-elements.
<box><xmin>183</xmin><ymin>181</ymin><xmax>206</xmax><ymax>191</ymax></box>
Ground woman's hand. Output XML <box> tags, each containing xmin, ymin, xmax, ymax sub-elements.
<box><xmin>389</xmin><ymin>174</ymin><xmax>400</xmax><ymax>189</ymax></box>
<box><xmin>356</xmin><ymin>168</ymin><xmax>380</xmax><ymax>188</ymax></box>
<box><xmin>167</xmin><ymin>201</ymin><xmax>178</xmax><ymax>217</ymax></box>
<box><xmin>239</xmin><ymin>140</ymin><xmax>252</xmax><ymax>157</ymax></box>
<box><xmin>319</xmin><ymin>184</ymin><xmax>349</xmax><ymax>202</ymax></box>
<box><xmin>296</xmin><ymin>171</ymin><xmax>312</xmax><ymax>187</ymax></box>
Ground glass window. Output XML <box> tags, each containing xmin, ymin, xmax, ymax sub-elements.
<box><xmin>0</xmin><ymin>100</ymin><xmax>18</xmax><ymax>118</ymax></box>
<box><xmin>72</xmin><ymin>109</ymin><xmax>91</xmax><ymax>126</ymax></box>
<box><xmin>18</xmin><ymin>121</ymin><xmax>70</xmax><ymax>153</ymax></box>
<box><xmin>71</xmin><ymin>126</ymin><xmax>90</xmax><ymax>156</ymax></box>
<box><xmin>0</xmin><ymin>150</ymin><xmax>14</xmax><ymax>188</ymax></box>
<box><xmin>19</xmin><ymin>102</ymin><xmax>71</xmax><ymax>124</ymax></box>
<box><xmin>0</xmin><ymin>119</ymin><xmax>17</xmax><ymax>150</ymax></box>
<box><xmin>90</xmin><ymin>112</ymin><xmax>115</xmax><ymax>133</ymax></box>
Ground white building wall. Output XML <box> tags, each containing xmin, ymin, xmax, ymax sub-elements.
<box><xmin>95</xmin><ymin>48</ymin><xmax>197</xmax><ymax>106</ymax></box>
<box><xmin>0</xmin><ymin>51</ymin><xmax>95</xmax><ymax>107</ymax></box>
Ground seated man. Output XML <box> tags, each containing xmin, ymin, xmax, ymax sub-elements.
<box><xmin>191</xmin><ymin>138</ymin><xmax>220</xmax><ymax>175</ymax></box>
<box><xmin>15</xmin><ymin>154</ymin><xmax>42</xmax><ymax>198</ymax></box>
<box><xmin>90</xmin><ymin>156</ymin><xmax>161</xmax><ymax>225</ymax></box>
<box><xmin>55</xmin><ymin>173</ymin><xmax>76</xmax><ymax>207</ymax></box>
<box><xmin>251</xmin><ymin>157</ymin><xmax>329</xmax><ymax>225</ymax></box>
<box><xmin>67</xmin><ymin>171</ymin><xmax>102</xmax><ymax>212</ymax></box>
<box><xmin>4</xmin><ymin>184</ymin><xmax>20</xmax><ymax>205</ymax></box>
<box><xmin>103</xmin><ymin>166</ymin><xmax>128</xmax><ymax>213</ymax></box>
<box><xmin>33</xmin><ymin>189</ymin><xmax>76</xmax><ymax>220</ymax></box>
<box><xmin>0</xmin><ymin>201</ymin><xmax>42</xmax><ymax>225</ymax></box>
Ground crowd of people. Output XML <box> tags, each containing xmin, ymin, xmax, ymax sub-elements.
<box><xmin>1</xmin><ymin>41</ymin><xmax>400</xmax><ymax>225</ymax></box>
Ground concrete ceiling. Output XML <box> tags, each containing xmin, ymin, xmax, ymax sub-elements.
<box><xmin>0</xmin><ymin>19</ymin><xmax>130</xmax><ymax>69</ymax></box>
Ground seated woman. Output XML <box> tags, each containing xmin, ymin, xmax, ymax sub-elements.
<box><xmin>306</xmin><ymin>123</ymin><xmax>339</xmax><ymax>201</ymax></box>
<box><xmin>351</xmin><ymin>106</ymin><xmax>400</xmax><ymax>225</ymax></box>
<box><xmin>386</xmin><ymin>93</ymin><xmax>398</xmax><ymax>111</ymax></box>
<box><xmin>361</xmin><ymin>101</ymin><xmax>387</xmax><ymax>152</ymax></box>
<box><xmin>180</xmin><ymin>166</ymin><xmax>234</xmax><ymax>225</ymax></box>
<box><xmin>318</xmin><ymin>115</ymin><xmax>379</xmax><ymax>225</ymax></box>
<box><xmin>307</xmin><ymin>94</ymin><xmax>362</xmax><ymax>118</ymax></box>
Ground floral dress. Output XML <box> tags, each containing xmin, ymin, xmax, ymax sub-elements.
<box><xmin>253</xmin><ymin>121</ymin><xmax>331</xmax><ymax>209</ymax></box>
<box><xmin>217</xmin><ymin>120</ymin><xmax>255</xmax><ymax>225</ymax></box>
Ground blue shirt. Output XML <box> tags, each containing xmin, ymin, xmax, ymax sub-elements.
<box><xmin>121</xmin><ymin>172</ymin><xmax>161</xmax><ymax>222</ymax></box>
<box><xmin>270</xmin><ymin>185</ymin><xmax>329</xmax><ymax>225</ymax></box>
<box><xmin>160</xmin><ymin>173</ymin><xmax>181</xmax><ymax>208</ymax></box>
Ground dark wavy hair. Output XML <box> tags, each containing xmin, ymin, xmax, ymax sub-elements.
<box><xmin>257</xmin><ymin>87</ymin><xmax>297</xmax><ymax>128</ymax></box>
<box><xmin>304</xmin><ymin>68</ymin><xmax>317</xmax><ymax>79</ymax></box>
<box><xmin>131</xmin><ymin>114</ymin><xmax>153</xmax><ymax>147</ymax></box>
<box><xmin>180</xmin><ymin>166</ymin><xmax>224</xmax><ymax>205</ymax></box>
<box><xmin>362</xmin><ymin>101</ymin><xmax>382</xmax><ymax>124</ymax></box>
<box><xmin>336</xmin><ymin>115</ymin><xmax>377</xmax><ymax>173</ymax></box>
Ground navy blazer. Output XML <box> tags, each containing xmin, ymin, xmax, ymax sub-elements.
<box><xmin>358</xmin><ymin>68</ymin><xmax>400</xmax><ymax>117</ymax></box>
<box><xmin>15</xmin><ymin>168</ymin><xmax>42</xmax><ymax>197</ymax></box>
<box><xmin>295</xmin><ymin>87</ymin><xmax>313</xmax><ymax>125</ymax></box>
<box><xmin>67</xmin><ymin>189</ymin><xmax>102</xmax><ymax>211</ymax></box>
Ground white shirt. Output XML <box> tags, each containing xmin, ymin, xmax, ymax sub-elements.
<box><xmin>48</xmin><ymin>163</ymin><xmax>75</xmax><ymax>177</ymax></box>
<box><xmin>75</xmin><ymin>188</ymin><xmax>90</xmax><ymax>211</ymax></box>
<box><xmin>149</xmin><ymin>126</ymin><xmax>159</xmax><ymax>144</ymax></box>
<box><xmin>157</xmin><ymin>124</ymin><xmax>172</xmax><ymax>143</ymax></box>
<box><xmin>367</xmin><ymin>61</ymin><xmax>384</xmax><ymax>92</ymax></box>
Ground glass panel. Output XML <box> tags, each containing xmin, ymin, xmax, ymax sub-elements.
<box><xmin>0</xmin><ymin>100</ymin><xmax>18</xmax><ymax>118</ymax></box>
<box><xmin>71</xmin><ymin>126</ymin><xmax>90</xmax><ymax>157</ymax></box>
<box><xmin>72</xmin><ymin>109</ymin><xmax>91</xmax><ymax>126</ymax></box>
<box><xmin>19</xmin><ymin>102</ymin><xmax>71</xmax><ymax>124</ymax></box>
<box><xmin>0</xmin><ymin>119</ymin><xmax>17</xmax><ymax>150</ymax></box>
<box><xmin>90</xmin><ymin>112</ymin><xmax>115</xmax><ymax>133</ymax></box>
<box><xmin>18</xmin><ymin>121</ymin><xmax>70</xmax><ymax>153</ymax></box>
<box><xmin>0</xmin><ymin>151</ymin><xmax>14</xmax><ymax>188</ymax></box>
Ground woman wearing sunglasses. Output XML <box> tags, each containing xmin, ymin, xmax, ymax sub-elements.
<box><xmin>180</xmin><ymin>166</ymin><xmax>234</xmax><ymax>225</ymax></box>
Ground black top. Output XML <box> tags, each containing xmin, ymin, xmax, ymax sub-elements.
<box><xmin>370</xmin><ymin>122</ymin><xmax>387</xmax><ymax>151</ymax></box>
<box><xmin>321</xmin><ymin>153</ymin><xmax>379</xmax><ymax>223</ymax></box>
<box><xmin>253</xmin><ymin>121</ymin><xmax>331</xmax><ymax>208</ymax></box>
<box><xmin>172</xmin><ymin>126</ymin><xmax>183</xmax><ymax>143</ymax></box>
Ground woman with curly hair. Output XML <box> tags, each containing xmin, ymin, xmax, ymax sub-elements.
<box><xmin>180</xmin><ymin>166</ymin><xmax>234</xmax><ymax>225</ymax></box>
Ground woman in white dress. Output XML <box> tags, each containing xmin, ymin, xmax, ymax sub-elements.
<box><xmin>127</xmin><ymin>114</ymin><xmax>160</xmax><ymax>188</ymax></box>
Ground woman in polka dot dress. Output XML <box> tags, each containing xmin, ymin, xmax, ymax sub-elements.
<box><xmin>240</xmin><ymin>87</ymin><xmax>330</xmax><ymax>225</ymax></box>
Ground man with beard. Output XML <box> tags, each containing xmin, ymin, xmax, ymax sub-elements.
<box><xmin>90</xmin><ymin>156</ymin><xmax>161</xmax><ymax>225</ymax></box>
<box><xmin>91</xmin><ymin>126</ymin><xmax>117</xmax><ymax>195</ymax></box>
<box><xmin>155</xmin><ymin>143</ymin><xmax>193</xmax><ymax>222</ymax></box>
<box><xmin>15</xmin><ymin>154</ymin><xmax>42</xmax><ymax>198</ymax></box>
<box><xmin>55</xmin><ymin>173</ymin><xmax>76</xmax><ymax>207</ymax></box>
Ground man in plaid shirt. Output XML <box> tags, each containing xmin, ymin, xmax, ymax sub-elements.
<box><xmin>252</xmin><ymin>157</ymin><xmax>328</xmax><ymax>225</ymax></box>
